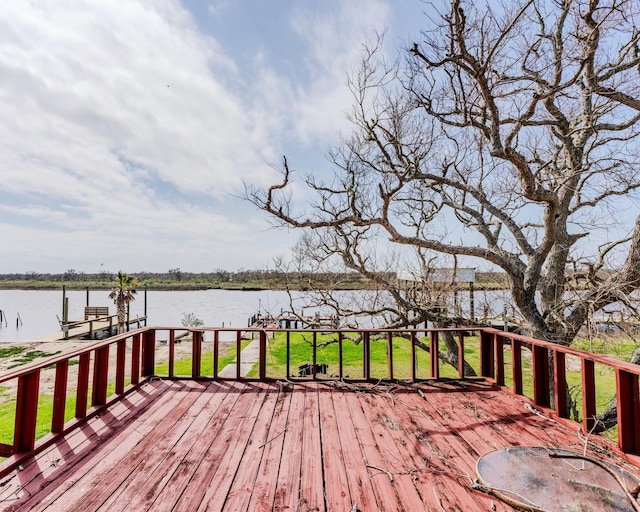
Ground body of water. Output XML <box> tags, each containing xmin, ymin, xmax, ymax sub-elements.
<box><xmin>0</xmin><ymin>289</ymin><xmax>294</xmax><ymax>343</ymax></box>
<box><xmin>0</xmin><ymin>287</ymin><xmax>513</xmax><ymax>343</ymax></box>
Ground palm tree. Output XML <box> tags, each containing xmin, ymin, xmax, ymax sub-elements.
<box><xmin>109</xmin><ymin>271</ymin><xmax>138</xmax><ymax>334</ymax></box>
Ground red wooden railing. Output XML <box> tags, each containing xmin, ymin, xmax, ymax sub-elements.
<box><xmin>1</xmin><ymin>325</ymin><xmax>639</xmax><ymax>477</ymax></box>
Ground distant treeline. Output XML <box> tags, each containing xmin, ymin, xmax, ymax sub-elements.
<box><xmin>0</xmin><ymin>269</ymin><xmax>508</xmax><ymax>291</ymax></box>
<box><xmin>0</xmin><ymin>269</ymin><xmax>389</xmax><ymax>291</ymax></box>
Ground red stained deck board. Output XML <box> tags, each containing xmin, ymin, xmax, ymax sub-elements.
<box><xmin>245</xmin><ymin>383</ymin><xmax>292</xmax><ymax>511</ymax></box>
<box><xmin>317</xmin><ymin>386</ymin><xmax>356</xmax><ymax>511</ymax></box>
<box><xmin>298</xmin><ymin>383</ymin><xmax>325</xmax><ymax>512</ymax></box>
<box><xmin>272</xmin><ymin>384</ymin><xmax>306</xmax><ymax>511</ymax></box>
<box><xmin>330</xmin><ymin>388</ymin><xmax>379</xmax><ymax>512</ymax></box>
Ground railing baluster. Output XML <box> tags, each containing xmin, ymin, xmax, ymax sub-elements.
<box><xmin>430</xmin><ymin>330</ymin><xmax>439</xmax><ymax>379</ymax></box>
<box><xmin>616</xmin><ymin>369</ymin><xmax>640</xmax><ymax>454</ymax></box>
<box><xmin>286</xmin><ymin>330</ymin><xmax>291</xmax><ymax>379</ymax></box>
<box><xmin>14</xmin><ymin>370</ymin><xmax>40</xmax><ymax>453</ymax></box>
<box><xmin>76</xmin><ymin>352</ymin><xmax>90</xmax><ymax>419</ymax></box>
<box><xmin>131</xmin><ymin>333</ymin><xmax>141</xmax><ymax>385</ymax></box>
<box><xmin>115</xmin><ymin>339</ymin><xmax>126</xmax><ymax>395</ymax></box>
<box><xmin>312</xmin><ymin>331</ymin><xmax>317</xmax><ymax>379</ymax></box>
<box><xmin>457</xmin><ymin>331</ymin><xmax>465</xmax><ymax>378</ymax></box>
<box><xmin>338</xmin><ymin>331</ymin><xmax>344</xmax><ymax>379</ymax></box>
<box><xmin>236</xmin><ymin>330</ymin><xmax>242</xmax><ymax>380</ymax></box>
<box><xmin>142</xmin><ymin>329</ymin><xmax>156</xmax><ymax>377</ymax></box>
<box><xmin>213</xmin><ymin>330</ymin><xmax>219</xmax><ymax>379</ymax></box>
<box><xmin>512</xmin><ymin>338</ymin><xmax>523</xmax><ymax>395</ymax></box>
<box><xmin>532</xmin><ymin>345</ymin><xmax>550</xmax><ymax>408</ymax></box>
<box><xmin>387</xmin><ymin>331</ymin><xmax>394</xmax><ymax>380</ymax></box>
<box><xmin>582</xmin><ymin>359</ymin><xmax>596</xmax><ymax>432</ymax></box>
<box><xmin>480</xmin><ymin>330</ymin><xmax>494</xmax><ymax>378</ymax></box>
<box><xmin>192</xmin><ymin>330</ymin><xmax>202</xmax><ymax>378</ymax></box>
<box><xmin>52</xmin><ymin>360</ymin><xmax>69</xmax><ymax>433</ymax></box>
<box><xmin>92</xmin><ymin>345</ymin><xmax>110</xmax><ymax>406</ymax></box>
<box><xmin>494</xmin><ymin>333</ymin><xmax>505</xmax><ymax>386</ymax></box>
<box><xmin>363</xmin><ymin>331</ymin><xmax>370</xmax><ymax>380</ymax></box>
<box><xmin>169</xmin><ymin>329</ymin><xmax>176</xmax><ymax>378</ymax></box>
<box><xmin>553</xmin><ymin>351</ymin><xmax>568</xmax><ymax>419</ymax></box>
<box><xmin>259</xmin><ymin>330</ymin><xmax>267</xmax><ymax>380</ymax></box>
<box><xmin>410</xmin><ymin>331</ymin><xmax>417</xmax><ymax>381</ymax></box>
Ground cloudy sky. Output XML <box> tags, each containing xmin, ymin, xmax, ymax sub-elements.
<box><xmin>0</xmin><ymin>0</ymin><xmax>430</xmax><ymax>274</ymax></box>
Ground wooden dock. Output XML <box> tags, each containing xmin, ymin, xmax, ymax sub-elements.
<box><xmin>31</xmin><ymin>315</ymin><xmax>147</xmax><ymax>342</ymax></box>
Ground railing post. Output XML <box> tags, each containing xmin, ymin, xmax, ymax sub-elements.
<box><xmin>192</xmin><ymin>330</ymin><xmax>202</xmax><ymax>378</ymax></box>
<box><xmin>259</xmin><ymin>330</ymin><xmax>267</xmax><ymax>380</ymax></box>
<box><xmin>582</xmin><ymin>359</ymin><xmax>596</xmax><ymax>432</ymax></box>
<box><xmin>14</xmin><ymin>370</ymin><xmax>40</xmax><ymax>453</ymax></box>
<box><xmin>52</xmin><ymin>361</ymin><xmax>69</xmax><ymax>433</ymax></box>
<box><xmin>532</xmin><ymin>345</ymin><xmax>550</xmax><ymax>408</ymax></box>
<box><xmin>616</xmin><ymin>369</ymin><xmax>640</xmax><ymax>454</ymax></box>
<box><xmin>142</xmin><ymin>329</ymin><xmax>156</xmax><ymax>377</ymax></box>
<box><xmin>430</xmin><ymin>330</ymin><xmax>439</xmax><ymax>379</ymax></box>
<box><xmin>480</xmin><ymin>330</ymin><xmax>494</xmax><ymax>378</ymax></box>
<box><xmin>553</xmin><ymin>351</ymin><xmax>568</xmax><ymax>419</ymax></box>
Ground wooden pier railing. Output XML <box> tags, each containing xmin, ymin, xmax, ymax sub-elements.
<box><xmin>1</xmin><ymin>326</ymin><xmax>640</xmax><ymax>477</ymax></box>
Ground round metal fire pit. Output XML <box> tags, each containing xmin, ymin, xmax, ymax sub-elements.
<box><xmin>476</xmin><ymin>447</ymin><xmax>640</xmax><ymax>511</ymax></box>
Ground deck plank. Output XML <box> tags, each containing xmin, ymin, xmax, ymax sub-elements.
<box><xmin>245</xmin><ymin>383</ymin><xmax>292</xmax><ymax>512</ymax></box>
<box><xmin>298</xmin><ymin>382</ymin><xmax>325</xmax><ymax>512</ymax></box>
<box><xmin>272</xmin><ymin>384</ymin><xmax>305</xmax><ymax>511</ymax></box>
<box><xmin>330</xmin><ymin>387</ymin><xmax>379</xmax><ymax>512</ymax></box>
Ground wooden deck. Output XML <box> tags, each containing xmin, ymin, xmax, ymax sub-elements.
<box><xmin>2</xmin><ymin>378</ymin><xmax>636</xmax><ymax>512</ymax></box>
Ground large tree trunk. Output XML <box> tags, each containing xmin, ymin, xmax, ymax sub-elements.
<box><xmin>591</xmin><ymin>349</ymin><xmax>640</xmax><ymax>434</ymax></box>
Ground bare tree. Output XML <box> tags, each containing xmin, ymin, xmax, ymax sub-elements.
<box><xmin>248</xmin><ymin>0</ymin><xmax>640</xmax><ymax>354</ymax></box>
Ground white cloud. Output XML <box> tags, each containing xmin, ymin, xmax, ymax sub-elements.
<box><xmin>0</xmin><ymin>0</ymin><xmax>398</xmax><ymax>272</ymax></box>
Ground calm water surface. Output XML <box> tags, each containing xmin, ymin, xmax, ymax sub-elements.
<box><xmin>0</xmin><ymin>289</ymin><xmax>294</xmax><ymax>343</ymax></box>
